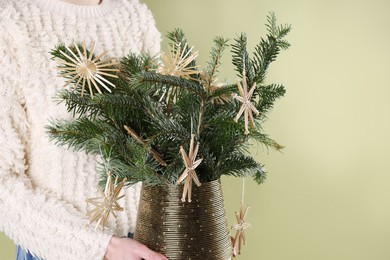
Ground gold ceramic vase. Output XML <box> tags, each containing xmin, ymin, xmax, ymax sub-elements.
<box><xmin>134</xmin><ymin>179</ymin><xmax>232</xmax><ymax>259</ymax></box>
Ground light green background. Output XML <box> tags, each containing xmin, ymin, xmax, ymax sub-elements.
<box><xmin>2</xmin><ymin>0</ymin><xmax>390</xmax><ymax>259</ymax></box>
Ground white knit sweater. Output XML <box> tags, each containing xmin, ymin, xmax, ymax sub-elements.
<box><xmin>0</xmin><ymin>0</ymin><xmax>160</xmax><ymax>259</ymax></box>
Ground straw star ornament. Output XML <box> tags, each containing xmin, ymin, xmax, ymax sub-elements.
<box><xmin>86</xmin><ymin>172</ymin><xmax>126</xmax><ymax>230</ymax></box>
<box><xmin>56</xmin><ymin>41</ymin><xmax>119</xmax><ymax>97</ymax></box>
<box><xmin>232</xmin><ymin>204</ymin><xmax>251</xmax><ymax>256</ymax></box>
<box><xmin>157</xmin><ymin>42</ymin><xmax>200</xmax><ymax>103</ymax></box>
<box><xmin>233</xmin><ymin>67</ymin><xmax>260</xmax><ymax>135</ymax></box>
<box><xmin>176</xmin><ymin>134</ymin><xmax>203</xmax><ymax>202</ymax></box>
<box><xmin>157</xmin><ymin>42</ymin><xmax>199</xmax><ymax>79</ymax></box>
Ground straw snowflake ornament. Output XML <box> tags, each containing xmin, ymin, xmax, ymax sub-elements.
<box><xmin>232</xmin><ymin>204</ymin><xmax>251</xmax><ymax>256</ymax></box>
<box><xmin>231</xmin><ymin>178</ymin><xmax>251</xmax><ymax>257</ymax></box>
<box><xmin>233</xmin><ymin>66</ymin><xmax>260</xmax><ymax>135</ymax></box>
<box><xmin>86</xmin><ymin>172</ymin><xmax>126</xmax><ymax>230</ymax></box>
<box><xmin>176</xmin><ymin>134</ymin><xmax>203</xmax><ymax>202</ymax></box>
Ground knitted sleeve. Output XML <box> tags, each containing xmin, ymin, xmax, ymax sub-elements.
<box><xmin>0</xmin><ymin>19</ymin><xmax>112</xmax><ymax>260</ymax></box>
<box><xmin>136</xmin><ymin>1</ymin><xmax>161</xmax><ymax>55</ymax></box>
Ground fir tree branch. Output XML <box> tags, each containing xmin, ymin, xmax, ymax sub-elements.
<box><xmin>120</xmin><ymin>53</ymin><xmax>156</xmax><ymax>77</ymax></box>
<box><xmin>231</xmin><ymin>33</ymin><xmax>255</xmax><ymax>85</ymax></box>
<box><xmin>255</xmin><ymin>83</ymin><xmax>286</xmax><ymax>114</ymax></box>
<box><xmin>135</xmin><ymin>71</ymin><xmax>203</xmax><ymax>93</ymax></box>
<box><xmin>124</xmin><ymin>125</ymin><xmax>167</xmax><ymax>166</ymax></box>
<box><xmin>214</xmin><ymin>152</ymin><xmax>266</xmax><ymax>183</ymax></box>
<box><xmin>250</xmin><ymin>131</ymin><xmax>284</xmax><ymax>151</ymax></box>
<box><xmin>266</xmin><ymin>11</ymin><xmax>291</xmax><ymax>49</ymax></box>
<box><xmin>166</xmin><ymin>29</ymin><xmax>187</xmax><ymax>47</ymax></box>
<box><xmin>98</xmin><ymin>156</ymin><xmax>167</xmax><ymax>187</ymax></box>
<box><xmin>252</xmin><ymin>12</ymin><xmax>291</xmax><ymax>84</ymax></box>
<box><xmin>205</xmin><ymin>36</ymin><xmax>230</xmax><ymax>83</ymax></box>
<box><xmin>252</xmin><ymin>164</ymin><xmax>267</xmax><ymax>184</ymax></box>
<box><xmin>55</xmin><ymin>90</ymin><xmax>100</xmax><ymax>118</ymax></box>
<box><xmin>46</xmin><ymin>118</ymin><xmax>112</xmax><ymax>154</ymax></box>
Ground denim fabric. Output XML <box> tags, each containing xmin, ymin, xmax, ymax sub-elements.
<box><xmin>15</xmin><ymin>233</ymin><xmax>134</xmax><ymax>260</ymax></box>
<box><xmin>16</xmin><ymin>246</ymin><xmax>42</xmax><ymax>260</ymax></box>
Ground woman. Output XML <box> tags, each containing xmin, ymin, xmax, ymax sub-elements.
<box><xmin>0</xmin><ymin>0</ymin><xmax>167</xmax><ymax>259</ymax></box>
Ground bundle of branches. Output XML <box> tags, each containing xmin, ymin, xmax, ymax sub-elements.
<box><xmin>47</xmin><ymin>12</ymin><xmax>291</xmax><ymax>188</ymax></box>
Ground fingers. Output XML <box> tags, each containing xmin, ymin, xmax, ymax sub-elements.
<box><xmin>105</xmin><ymin>236</ymin><xmax>167</xmax><ymax>260</ymax></box>
<box><xmin>137</xmin><ymin>244</ymin><xmax>168</xmax><ymax>260</ymax></box>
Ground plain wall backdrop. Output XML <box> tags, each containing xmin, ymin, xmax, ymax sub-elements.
<box><xmin>1</xmin><ymin>0</ymin><xmax>390</xmax><ymax>259</ymax></box>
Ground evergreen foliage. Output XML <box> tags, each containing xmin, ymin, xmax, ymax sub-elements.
<box><xmin>47</xmin><ymin>12</ymin><xmax>291</xmax><ymax>187</ymax></box>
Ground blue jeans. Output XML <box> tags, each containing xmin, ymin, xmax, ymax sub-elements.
<box><xmin>16</xmin><ymin>246</ymin><xmax>42</xmax><ymax>260</ymax></box>
<box><xmin>15</xmin><ymin>233</ymin><xmax>134</xmax><ymax>260</ymax></box>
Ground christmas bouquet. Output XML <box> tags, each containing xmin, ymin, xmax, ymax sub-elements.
<box><xmin>47</xmin><ymin>13</ymin><xmax>290</xmax><ymax>259</ymax></box>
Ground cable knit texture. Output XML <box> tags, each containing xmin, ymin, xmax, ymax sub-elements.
<box><xmin>0</xmin><ymin>0</ymin><xmax>161</xmax><ymax>259</ymax></box>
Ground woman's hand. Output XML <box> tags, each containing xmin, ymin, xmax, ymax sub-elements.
<box><xmin>104</xmin><ymin>236</ymin><xmax>168</xmax><ymax>260</ymax></box>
